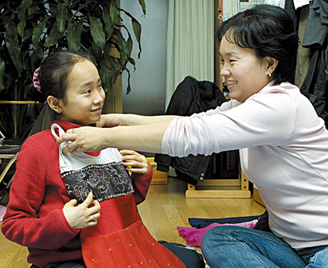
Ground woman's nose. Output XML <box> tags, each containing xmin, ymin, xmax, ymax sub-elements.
<box><xmin>220</xmin><ymin>65</ymin><xmax>230</xmax><ymax>77</ymax></box>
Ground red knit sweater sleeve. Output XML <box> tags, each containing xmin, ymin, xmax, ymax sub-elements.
<box><xmin>1</xmin><ymin>134</ymin><xmax>79</xmax><ymax>250</ymax></box>
<box><xmin>131</xmin><ymin>163</ymin><xmax>153</xmax><ymax>205</ymax></box>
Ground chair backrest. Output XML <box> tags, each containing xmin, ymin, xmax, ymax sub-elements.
<box><xmin>28</xmin><ymin>103</ymin><xmax>55</xmax><ymax>137</ymax></box>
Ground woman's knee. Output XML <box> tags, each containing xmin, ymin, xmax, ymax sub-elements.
<box><xmin>201</xmin><ymin>225</ymin><xmax>240</xmax><ymax>247</ymax></box>
<box><xmin>308</xmin><ymin>247</ymin><xmax>328</xmax><ymax>267</ymax></box>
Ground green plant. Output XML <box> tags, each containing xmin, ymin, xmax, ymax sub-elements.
<box><xmin>0</xmin><ymin>0</ymin><xmax>145</xmax><ymax>138</ymax></box>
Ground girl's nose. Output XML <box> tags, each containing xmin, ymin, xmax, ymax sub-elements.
<box><xmin>93</xmin><ymin>90</ymin><xmax>105</xmax><ymax>104</ymax></box>
<box><xmin>93</xmin><ymin>97</ymin><xmax>103</xmax><ymax>105</ymax></box>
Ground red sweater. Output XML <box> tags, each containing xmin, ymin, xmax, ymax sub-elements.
<box><xmin>1</xmin><ymin>121</ymin><xmax>153</xmax><ymax>267</ymax></box>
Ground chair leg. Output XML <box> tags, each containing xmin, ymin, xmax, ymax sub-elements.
<box><xmin>0</xmin><ymin>152</ymin><xmax>18</xmax><ymax>198</ymax></box>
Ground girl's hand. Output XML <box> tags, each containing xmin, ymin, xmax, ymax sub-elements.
<box><xmin>63</xmin><ymin>192</ymin><xmax>101</xmax><ymax>229</ymax></box>
<box><xmin>120</xmin><ymin>150</ymin><xmax>150</xmax><ymax>175</ymax></box>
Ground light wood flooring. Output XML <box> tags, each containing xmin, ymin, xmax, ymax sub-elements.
<box><xmin>0</xmin><ymin>177</ymin><xmax>265</xmax><ymax>268</ymax></box>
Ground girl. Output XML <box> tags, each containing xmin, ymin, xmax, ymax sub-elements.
<box><xmin>1</xmin><ymin>51</ymin><xmax>204</xmax><ymax>268</ymax></box>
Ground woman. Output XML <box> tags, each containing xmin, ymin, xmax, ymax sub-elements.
<box><xmin>57</xmin><ymin>5</ymin><xmax>328</xmax><ymax>267</ymax></box>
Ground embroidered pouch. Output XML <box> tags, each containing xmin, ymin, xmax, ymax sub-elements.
<box><xmin>51</xmin><ymin>123</ymin><xmax>133</xmax><ymax>203</ymax></box>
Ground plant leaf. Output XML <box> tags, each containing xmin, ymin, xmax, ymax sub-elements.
<box><xmin>99</xmin><ymin>58</ymin><xmax>113</xmax><ymax>93</ymax></box>
<box><xmin>5</xmin><ymin>36</ymin><xmax>23</xmax><ymax>77</ymax></box>
<box><xmin>56</xmin><ymin>3</ymin><xmax>68</xmax><ymax>33</ymax></box>
<box><xmin>112</xmin><ymin>28</ymin><xmax>130</xmax><ymax>67</ymax></box>
<box><xmin>0</xmin><ymin>57</ymin><xmax>5</xmax><ymax>92</ymax></box>
<box><xmin>105</xmin><ymin>54</ymin><xmax>120</xmax><ymax>82</ymax></box>
<box><xmin>124</xmin><ymin>67</ymin><xmax>131</xmax><ymax>94</ymax></box>
<box><xmin>45</xmin><ymin>26</ymin><xmax>63</xmax><ymax>47</ymax></box>
<box><xmin>89</xmin><ymin>16</ymin><xmax>106</xmax><ymax>50</ymax></box>
<box><xmin>17</xmin><ymin>16</ymin><xmax>26</xmax><ymax>38</ymax></box>
<box><xmin>32</xmin><ymin>18</ymin><xmax>48</xmax><ymax>56</ymax></box>
<box><xmin>17</xmin><ymin>0</ymin><xmax>33</xmax><ymax>37</ymax></box>
<box><xmin>131</xmin><ymin>18</ymin><xmax>142</xmax><ymax>58</ymax></box>
<box><xmin>102</xmin><ymin>4</ymin><xmax>113</xmax><ymax>38</ymax></box>
<box><xmin>67</xmin><ymin>22</ymin><xmax>80</xmax><ymax>51</ymax></box>
<box><xmin>17</xmin><ymin>0</ymin><xmax>33</xmax><ymax>20</ymax></box>
<box><xmin>138</xmin><ymin>0</ymin><xmax>146</xmax><ymax>15</ymax></box>
<box><xmin>110</xmin><ymin>1</ymin><xmax>120</xmax><ymax>25</ymax></box>
<box><xmin>120</xmin><ymin>10</ymin><xmax>142</xmax><ymax>58</ymax></box>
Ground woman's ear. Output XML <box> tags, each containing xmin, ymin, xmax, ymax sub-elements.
<box><xmin>266</xmin><ymin>57</ymin><xmax>279</xmax><ymax>77</ymax></box>
<box><xmin>47</xmin><ymin>96</ymin><xmax>62</xmax><ymax>114</ymax></box>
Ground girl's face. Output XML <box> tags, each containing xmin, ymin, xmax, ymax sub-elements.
<box><xmin>219</xmin><ymin>35</ymin><xmax>272</xmax><ymax>103</ymax></box>
<box><xmin>59</xmin><ymin>60</ymin><xmax>105</xmax><ymax>125</ymax></box>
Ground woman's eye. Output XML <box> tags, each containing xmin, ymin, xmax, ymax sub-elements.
<box><xmin>84</xmin><ymin>90</ymin><xmax>91</xmax><ymax>94</ymax></box>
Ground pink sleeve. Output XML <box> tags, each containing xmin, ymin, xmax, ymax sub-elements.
<box><xmin>162</xmin><ymin>92</ymin><xmax>295</xmax><ymax>157</ymax></box>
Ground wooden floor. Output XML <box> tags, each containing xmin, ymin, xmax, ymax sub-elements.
<box><xmin>0</xmin><ymin>177</ymin><xmax>265</xmax><ymax>267</ymax></box>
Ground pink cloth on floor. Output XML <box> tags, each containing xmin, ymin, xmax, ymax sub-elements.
<box><xmin>177</xmin><ymin>219</ymin><xmax>258</xmax><ymax>247</ymax></box>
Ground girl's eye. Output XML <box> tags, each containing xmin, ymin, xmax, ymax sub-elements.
<box><xmin>84</xmin><ymin>90</ymin><xmax>91</xmax><ymax>94</ymax></box>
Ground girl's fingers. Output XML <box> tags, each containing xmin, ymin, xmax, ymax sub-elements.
<box><xmin>120</xmin><ymin>149</ymin><xmax>132</xmax><ymax>154</ymax></box>
<box><xmin>81</xmin><ymin>192</ymin><xmax>94</xmax><ymax>208</ymax></box>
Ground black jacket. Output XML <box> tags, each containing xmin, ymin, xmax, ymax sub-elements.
<box><xmin>154</xmin><ymin>76</ymin><xmax>227</xmax><ymax>185</ymax></box>
<box><xmin>300</xmin><ymin>0</ymin><xmax>328</xmax><ymax>128</ymax></box>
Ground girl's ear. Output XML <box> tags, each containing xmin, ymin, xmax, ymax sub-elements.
<box><xmin>47</xmin><ymin>96</ymin><xmax>62</xmax><ymax>114</ymax></box>
<box><xmin>266</xmin><ymin>57</ymin><xmax>279</xmax><ymax>76</ymax></box>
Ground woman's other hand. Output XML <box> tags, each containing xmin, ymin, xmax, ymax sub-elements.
<box><xmin>121</xmin><ymin>150</ymin><xmax>150</xmax><ymax>175</ymax></box>
<box><xmin>96</xmin><ymin>114</ymin><xmax>125</xmax><ymax>128</ymax></box>
<box><xmin>63</xmin><ymin>192</ymin><xmax>101</xmax><ymax>229</ymax></box>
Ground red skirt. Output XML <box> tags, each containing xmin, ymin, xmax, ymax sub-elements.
<box><xmin>81</xmin><ymin>220</ymin><xmax>186</xmax><ymax>267</ymax></box>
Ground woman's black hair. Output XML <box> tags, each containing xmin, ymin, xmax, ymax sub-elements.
<box><xmin>28</xmin><ymin>50</ymin><xmax>96</xmax><ymax>103</ymax></box>
<box><xmin>217</xmin><ymin>4</ymin><xmax>299</xmax><ymax>84</ymax></box>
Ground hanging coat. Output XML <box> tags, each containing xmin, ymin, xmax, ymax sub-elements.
<box><xmin>300</xmin><ymin>0</ymin><xmax>328</xmax><ymax>128</ymax></box>
<box><xmin>155</xmin><ymin>76</ymin><xmax>227</xmax><ymax>185</ymax></box>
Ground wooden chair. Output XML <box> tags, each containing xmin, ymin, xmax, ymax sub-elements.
<box><xmin>0</xmin><ymin>100</ymin><xmax>42</xmax><ymax>201</ymax></box>
<box><xmin>0</xmin><ymin>131</ymin><xmax>23</xmax><ymax>200</ymax></box>
<box><xmin>185</xmin><ymin>171</ymin><xmax>251</xmax><ymax>198</ymax></box>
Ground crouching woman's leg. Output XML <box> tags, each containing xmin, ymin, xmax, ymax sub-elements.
<box><xmin>201</xmin><ymin>226</ymin><xmax>305</xmax><ymax>268</ymax></box>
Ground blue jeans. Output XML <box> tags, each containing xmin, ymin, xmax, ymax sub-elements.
<box><xmin>201</xmin><ymin>226</ymin><xmax>328</xmax><ymax>268</ymax></box>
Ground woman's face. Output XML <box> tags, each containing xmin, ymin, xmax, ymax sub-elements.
<box><xmin>219</xmin><ymin>35</ymin><xmax>272</xmax><ymax>103</ymax></box>
<box><xmin>59</xmin><ymin>60</ymin><xmax>105</xmax><ymax>125</ymax></box>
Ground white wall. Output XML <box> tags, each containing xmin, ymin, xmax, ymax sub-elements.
<box><xmin>120</xmin><ymin>0</ymin><xmax>168</xmax><ymax>115</ymax></box>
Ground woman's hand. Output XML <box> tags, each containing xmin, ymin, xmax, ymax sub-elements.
<box><xmin>56</xmin><ymin>126</ymin><xmax>109</xmax><ymax>154</ymax></box>
<box><xmin>55</xmin><ymin>114</ymin><xmax>173</xmax><ymax>155</ymax></box>
<box><xmin>63</xmin><ymin>192</ymin><xmax>101</xmax><ymax>229</ymax></box>
<box><xmin>121</xmin><ymin>150</ymin><xmax>150</xmax><ymax>175</ymax></box>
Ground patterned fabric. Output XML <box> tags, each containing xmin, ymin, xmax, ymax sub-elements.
<box><xmin>62</xmin><ymin>162</ymin><xmax>133</xmax><ymax>204</ymax></box>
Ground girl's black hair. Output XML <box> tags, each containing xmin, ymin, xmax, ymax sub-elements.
<box><xmin>217</xmin><ymin>4</ymin><xmax>299</xmax><ymax>84</ymax></box>
<box><xmin>28</xmin><ymin>50</ymin><xmax>96</xmax><ymax>103</ymax></box>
